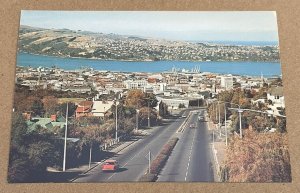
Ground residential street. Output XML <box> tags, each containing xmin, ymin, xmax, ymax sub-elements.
<box><xmin>157</xmin><ymin>109</ymin><xmax>213</xmax><ymax>182</ymax></box>
<box><xmin>73</xmin><ymin>110</ymin><xmax>190</xmax><ymax>182</ymax></box>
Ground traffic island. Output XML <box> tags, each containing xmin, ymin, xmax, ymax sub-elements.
<box><xmin>139</xmin><ymin>137</ymin><xmax>179</xmax><ymax>182</ymax></box>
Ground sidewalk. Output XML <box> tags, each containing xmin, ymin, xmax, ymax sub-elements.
<box><xmin>206</xmin><ymin>116</ymin><xmax>227</xmax><ymax>182</ymax></box>
<box><xmin>45</xmin><ymin>138</ymin><xmax>139</xmax><ymax>183</ymax></box>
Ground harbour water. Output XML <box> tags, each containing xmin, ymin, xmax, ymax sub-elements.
<box><xmin>17</xmin><ymin>52</ymin><xmax>282</xmax><ymax>77</ymax></box>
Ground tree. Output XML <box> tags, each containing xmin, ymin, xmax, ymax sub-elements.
<box><xmin>178</xmin><ymin>103</ymin><xmax>186</xmax><ymax>108</ymax></box>
<box><xmin>138</xmin><ymin>107</ymin><xmax>158</xmax><ymax>127</ymax></box>
<box><xmin>31</xmin><ymin>99</ymin><xmax>44</xmax><ymax>116</ymax></box>
<box><xmin>218</xmin><ymin>90</ymin><xmax>234</xmax><ymax>103</ymax></box>
<box><xmin>7</xmin><ymin>158</ymin><xmax>30</xmax><ymax>183</ymax></box>
<box><xmin>42</xmin><ymin>96</ymin><xmax>58</xmax><ymax>115</ymax></box>
<box><xmin>244</xmin><ymin>89</ymin><xmax>253</xmax><ymax>98</ymax></box>
<box><xmin>231</xmin><ymin>114</ymin><xmax>248</xmax><ymax>134</ymax></box>
<box><xmin>56</xmin><ymin>102</ymin><xmax>76</xmax><ymax>117</ymax></box>
<box><xmin>253</xmin><ymin>88</ymin><xmax>267</xmax><ymax>100</ymax></box>
<box><xmin>223</xmin><ymin>129</ymin><xmax>291</xmax><ymax>182</ymax></box>
<box><xmin>144</xmin><ymin>93</ymin><xmax>158</xmax><ymax>108</ymax></box>
<box><xmin>231</xmin><ymin>89</ymin><xmax>242</xmax><ymax>105</ymax></box>
<box><xmin>277</xmin><ymin>118</ymin><xmax>286</xmax><ymax>133</ymax></box>
<box><xmin>10</xmin><ymin>113</ymin><xmax>28</xmax><ymax>148</ymax></box>
<box><xmin>8</xmin><ymin>112</ymin><xmax>61</xmax><ymax>182</ymax></box>
<box><xmin>125</xmin><ymin>89</ymin><xmax>146</xmax><ymax>108</ymax></box>
<box><xmin>159</xmin><ymin>101</ymin><xmax>168</xmax><ymax>117</ymax></box>
<box><xmin>14</xmin><ymin>95</ymin><xmax>40</xmax><ymax>113</ymax></box>
<box><xmin>125</xmin><ymin>90</ymin><xmax>158</xmax><ymax>109</ymax></box>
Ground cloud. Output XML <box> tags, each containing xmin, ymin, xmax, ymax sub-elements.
<box><xmin>20</xmin><ymin>11</ymin><xmax>279</xmax><ymax>42</ymax></box>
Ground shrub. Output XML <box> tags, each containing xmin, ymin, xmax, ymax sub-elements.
<box><xmin>139</xmin><ymin>173</ymin><xmax>157</xmax><ymax>182</ymax></box>
<box><xmin>223</xmin><ymin>129</ymin><xmax>291</xmax><ymax>182</ymax></box>
<box><xmin>139</xmin><ymin>137</ymin><xmax>179</xmax><ymax>182</ymax></box>
<box><xmin>160</xmin><ymin>144</ymin><xmax>171</xmax><ymax>155</ymax></box>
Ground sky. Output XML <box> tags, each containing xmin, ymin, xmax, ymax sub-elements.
<box><xmin>20</xmin><ymin>11</ymin><xmax>279</xmax><ymax>42</ymax></box>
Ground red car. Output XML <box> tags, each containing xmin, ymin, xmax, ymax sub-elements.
<box><xmin>102</xmin><ymin>160</ymin><xmax>119</xmax><ymax>172</ymax></box>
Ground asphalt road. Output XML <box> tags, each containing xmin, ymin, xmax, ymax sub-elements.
<box><xmin>157</xmin><ymin>109</ymin><xmax>214</xmax><ymax>182</ymax></box>
<box><xmin>73</xmin><ymin>110</ymin><xmax>190</xmax><ymax>182</ymax></box>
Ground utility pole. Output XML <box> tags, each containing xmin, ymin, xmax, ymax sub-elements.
<box><xmin>148</xmin><ymin>100</ymin><xmax>150</xmax><ymax>127</ymax></box>
<box><xmin>148</xmin><ymin>151</ymin><xmax>151</xmax><ymax>174</ymax></box>
<box><xmin>215</xmin><ymin>103</ymin><xmax>217</xmax><ymax>124</ymax></box>
<box><xmin>115</xmin><ymin>100</ymin><xmax>118</xmax><ymax>141</ymax></box>
<box><xmin>63</xmin><ymin>103</ymin><xmax>68</xmax><ymax>171</ymax></box>
<box><xmin>145</xmin><ymin>150</ymin><xmax>151</xmax><ymax>174</ymax></box>
<box><xmin>218</xmin><ymin>101</ymin><xmax>221</xmax><ymax>137</ymax></box>
<box><xmin>89</xmin><ymin>143</ymin><xmax>92</xmax><ymax>169</ymax></box>
<box><xmin>225</xmin><ymin>104</ymin><xmax>227</xmax><ymax>146</ymax></box>
<box><xmin>238</xmin><ymin>109</ymin><xmax>243</xmax><ymax>138</ymax></box>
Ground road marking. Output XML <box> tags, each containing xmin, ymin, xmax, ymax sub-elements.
<box><xmin>107</xmin><ymin>116</ymin><xmax>182</xmax><ymax>181</ymax></box>
<box><xmin>177</xmin><ymin>111</ymin><xmax>193</xmax><ymax>133</ymax></box>
<box><xmin>184</xmin><ymin>119</ymin><xmax>197</xmax><ymax>181</ymax></box>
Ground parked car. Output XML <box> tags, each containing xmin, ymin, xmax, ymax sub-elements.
<box><xmin>102</xmin><ymin>160</ymin><xmax>119</xmax><ymax>172</ymax></box>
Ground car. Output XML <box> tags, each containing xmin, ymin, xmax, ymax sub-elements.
<box><xmin>102</xmin><ymin>160</ymin><xmax>119</xmax><ymax>172</ymax></box>
<box><xmin>198</xmin><ymin>116</ymin><xmax>204</xmax><ymax>121</ymax></box>
<box><xmin>189</xmin><ymin>123</ymin><xmax>196</xmax><ymax>128</ymax></box>
<box><xmin>181</xmin><ymin>115</ymin><xmax>187</xmax><ymax>118</ymax></box>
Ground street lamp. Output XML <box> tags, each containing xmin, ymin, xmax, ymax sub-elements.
<box><xmin>224</xmin><ymin>103</ymin><xmax>227</xmax><ymax>146</ymax></box>
<box><xmin>238</xmin><ymin>109</ymin><xmax>243</xmax><ymax>138</ymax></box>
<box><xmin>148</xmin><ymin>100</ymin><xmax>150</xmax><ymax>127</ymax></box>
<box><xmin>63</xmin><ymin>103</ymin><xmax>69</xmax><ymax>171</ymax></box>
<box><xmin>114</xmin><ymin>99</ymin><xmax>119</xmax><ymax>141</ymax></box>
<box><xmin>218</xmin><ymin>101</ymin><xmax>221</xmax><ymax>136</ymax></box>
<box><xmin>217</xmin><ymin>101</ymin><xmax>242</xmax><ymax>139</ymax></box>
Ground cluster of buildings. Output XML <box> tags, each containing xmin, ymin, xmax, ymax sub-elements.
<box><xmin>67</xmin><ymin>34</ymin><xmax>280</xmax><ymax>62</ymax></box>
<box><xmin>16</xmin><ymin>65</ymin><xmax>285</xmax><ymax>118</ymax></box>
<box><xmin>19</xmin><ymin>26</ymin><xmax>279</xmax><ymax>62</ymax></box>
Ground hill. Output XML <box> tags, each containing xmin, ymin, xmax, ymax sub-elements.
<box><xmin>18</xmin><ymin>25</ymin><xmax>280</xmax><ymax>62</ymax></box>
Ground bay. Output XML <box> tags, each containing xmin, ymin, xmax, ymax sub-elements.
<box><xmin>17</xmin><ymin>52</ymin><xmax>282</xmax><ymax>77</ymax></box>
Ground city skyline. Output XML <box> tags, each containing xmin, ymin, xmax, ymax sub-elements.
<box><xmin>20</xmin><ymin>11</ymin><xmax>279</xmax><ymax>42</ymax></box>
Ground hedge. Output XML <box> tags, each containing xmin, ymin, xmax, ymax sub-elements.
<box><xmin>148</xmin><ymin>137</ymin><xmax>179</xmax><ymax>177</ymax></box>
<box><xmin>139</xmin><ymin>173</ymin><xmax>157</xmax><ymax>182</ymax></box>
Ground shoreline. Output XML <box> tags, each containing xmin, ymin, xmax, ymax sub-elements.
<box><xmin>18</xmin><ymin>51</ymin><xmax>280</xmax><ymax>63</ymax></box>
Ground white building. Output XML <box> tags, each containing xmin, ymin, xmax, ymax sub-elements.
<box><xmin>92</xmin><ymin>100</ymin><xmax>114</xmax><ymax>117</ymax></box>
<box><xmin>267</xmin><ymin>86</ymin><xmax>285</xmax><ymax>108</ymax></box>
<box><xmin>221</xmin><ymin>75</ymin><xmax>233</xmax><ymax>90</ymax></box>
<box><xmin>156</xmin><ymin>96</ymin><xmax>189</xmax><ymax>110</ymax></box>
<box><xmin>123</xmin><ymin>80</ymin><xmax>148</xmax><ymax>89</ymax></box>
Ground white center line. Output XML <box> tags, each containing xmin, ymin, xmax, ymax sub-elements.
<box><xmin>107</xmin><ymin>116</ymin><xmax>182</xmax><ymax>181</ymax></box>
<box><xmin>184</xmin><ymin>117</ymin><xmax>197</xmax><ymax>181</ymax></box>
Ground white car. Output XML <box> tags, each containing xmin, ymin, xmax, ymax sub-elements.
<box><xmin>198</xmin><ymin>116</ymin><xmax>204</xmax><ymax>121</ymax></box>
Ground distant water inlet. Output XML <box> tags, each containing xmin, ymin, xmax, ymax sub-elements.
<box><xmin>17</xmin><ymin>52</ymin><xmax>282</xmax><ymax>77</ymax></box>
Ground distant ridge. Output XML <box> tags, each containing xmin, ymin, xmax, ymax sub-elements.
<box><xmin>18</xmin><ymin>25</ymin><xmax>280</xmax><ymax>62</ymax></box>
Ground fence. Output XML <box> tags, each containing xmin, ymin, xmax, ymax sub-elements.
<box><xmin>99</xmin><ymin>134</ymin><xmax>130</xmax><ymax>151</ymax></box>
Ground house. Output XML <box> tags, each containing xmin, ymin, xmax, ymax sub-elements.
<box><xmin>92</xmin><ymin>100</ymin><xmax>114</xmax><ymax>117</ymax></box>
<box><xmin>267</xmin><ymin>86</ymin><xmax>285</xmax><ymax>108</ymax></box>
<box><xmin>75</xmin><ymin>101</ymin><xmax>93</xmax><ymax>118</ymax></box>
<box><xmin>26</xmin><ymin>115</ymin><xmax>66</xmax><ymax>133</ymax></box>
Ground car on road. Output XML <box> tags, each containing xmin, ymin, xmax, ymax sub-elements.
<box><xmin>198</xmin><ymin>116</ymin><xmax>204</xmax><ymax>121</ymax></box>
<box><xmin>102</xmin><ymin>160</ymin><xmax>119</xmax><ymax>172</ymax></box>
<box><xmin>181</xmin><ymin>115</ymin><xmax>187</xmax><ymax>118</ymax></box>
<box><xmin>189</xmin><ymin>123</ymin><xmax>196</xmax><ymax>128</ymax></box>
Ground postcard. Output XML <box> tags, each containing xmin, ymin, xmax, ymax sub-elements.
<box><xmin>8</xmin><ymin>11</ymin><xmax>291</xmax><ymax>183</ymax></box>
